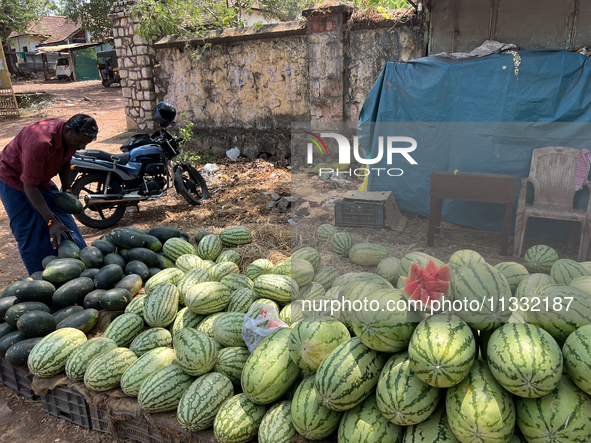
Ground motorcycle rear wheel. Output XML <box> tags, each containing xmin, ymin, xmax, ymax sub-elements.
<box><xmin>173</xmin><ymin>164</ymin><xmax>209</xmax><ymax>205</ymax></box>
<box><xmin>71</xmin><ymin>173</ymin><xmax>127</xmax><ymax>229</ymax></box>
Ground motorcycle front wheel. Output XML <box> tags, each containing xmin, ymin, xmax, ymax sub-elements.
<box><xmin>173</xmin><ymin>164</ymin><xmax>209</xmax><ymax>205</ymax></box>
<box><xmin>71</xmin><ymin>173</ymin><xmax>127</xmax><ymax>229</ymax></box>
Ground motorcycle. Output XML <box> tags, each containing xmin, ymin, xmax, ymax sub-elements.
<box><xmin>70</xmin><ymin>102</ymin><xmax>209</xmax><ymax>229</ymax></box>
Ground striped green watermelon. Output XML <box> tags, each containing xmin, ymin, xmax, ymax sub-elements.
<box><xmin>215</xmin><ymin>346</ymin><xmax>250</xmax><ymax>385</ymax></box>
<box><xmin>241</xmin><ymin>327</ymin><xmax>301</xmax><ymax>404</ymax></box>
<box><xmin>201</xmin><ymin>259</ymin><xmax>216</xmax><ymax>272</ymax></box>
<box><xmin>212</xmin><ymin>312</ymin><xmax>247</xmax><ymax>347</ymax></box>
<box><xmin>515</xmin><ymin>273</ymin><xmax>556</xmax><ymax>300</ymax></box>
<box><xmin>145</xmin><ymin>268</ymin><xmax>184</xmax><ymax>295</ymax></box>
<box><xmin>338</xmin><ymin>394</ymin><xmax>404</xmax><ymax>443</ymax></box>
<box><xmin>524</xmin><ymin>284</ymin><xmax>591</xmax><ymax>343</ymax></box>
<box><xmin>291</xmin><ymin>247</ymin><xmax>321</xmax><ymax>271</ymax></box>
<box><xmin>524</xmin><ymin>245</ymin><xmax>558</xmax><ymax>274</ymax></box>
<box><xmin>102</xmin><ymin>313</ymin><xmax>144</xmax><ymax>347</ymax></box>
<box><xmin>316</xmin><ymin>224</ymin><xmax>337</xmax><ymax>241</ymax></box>
<box><xmin>227</xmin><ymin>288</ymin><xmax>257</xmax><ymax>313</ymax></box>
<box><xmin>486</xmin><ymin>323</ymin><xmax>562</xmax><ymax>398</ymax></box>
<box><xmin>452</xmin><ymin>262</ymin><xmax>512</xmax><ymax>330</ymax></box>
<box><xmin>258</xmin><ymin>400</ymin><xmax>297</xmax><ymax>443</ymax></box>
<box><xmin>129</xmin><ymin>328</ymin><xmax>172</xmax><ymax>356</ymax></box>
<box><xmin>245</xmin><ymin>259</ymin><xmax>275</xmax><ymax>280</ymax></box>
<box><xmin>325</xmin><ymin>286</ymin><xmax>342</xmax><ymax>300</ymax></box>
<box><xmin>446</xmin><ymin>359</ymin><xmax>515</xmax><ymax>443</ymax></box>
<box><xmin>402</xmin><ymin>404</ymin><xmax>460</xmax><ymax>443</ymax></box>
<box><xmin>297</xmin><ymin>282</ymin><xmax>325</xmax><ymax>301</ymax></box>
<box><xmin>184</xmin><ymin>282</ymin><xmax>231</xmax><ymax>314</ymax></box>
<box><xmin>65</xmin><ymin>337</ymin><xmax>118</xmax><ymax>381</ymax></box>
<box><xmin>376</xmin><ymin>351</ymin><xmax>441</xmax><ymax>426</ymax></box>
<box><xmin>348</xmin><ymin>243</ymin><xmax>389</xmax><ymax>267</ymax></box>
<box><xmin>408</xmin><ymin>313</ymin><xmax>476</xmax><ymax>388</ymax></box>
<box><xmin>220</xmin><ymin>273</ymin><xmax>254</xmax><ymax>293</ymax></box>
<box><xmin>143</xmin><ymin>282</ymin><xmax>179</xmax><ymax>327</ymax></box>
<box><xmin>120</xmin><ymin>347</ymin><xmax>176</xmax><ymax>397</ymax></box>
<box><xmin>400</xmin><ymin>252</ymin><xmax>444</xmax><ymax>278</ymax></box>
<box><xmin>84</xmin><ymin>347</ymin><xmax>138</xmax><ymax>391</ymax></box>
<box><xmin>163</xmin><ymin>237</ymin><xmax>196</xmax><ymax>262</ymax></box>
<box><xmin>171</xmin><ymin>307</ymin><xmax>205</xmax><ymax>337</ymax></box>
<box><xmin>175</xmin><ymin>254</ymin><xmax>204</xmax><ymax>273</ymax></box>
<box><xmin>569</xmin><ymin>275</ymin><xmax>591</xmax><ymax>295</ymax></box>
<box><xmin>562</xmin><ymin>324</ymin><xmax>591</xmax><ymax>395</ymax></box>
<box><xmin>331</xmin><ymin>232</ymin><xmax>354</xmax><ymax>256</ymax></box>
<box><xmin>376</xmin><ymin>257</ymin><xmax>400</xmax><ymax>284</ymax></box>
<box><xmin>551</xmin><ymin>259</ymin><xmax>589</xmax><ymax>285</ymax></box>
<box><xmin>580</xmin><ymin>261</ymin><xmax>591</xmax><ymax>274</ymax></box>
<box><xmin>215</xmin><ymin>249</ymin><xmax>242</xmax><ymax>266</ymax></box>
<box><xmin>210</xmin><ymin>262</ymin><xmax>240</xmax><ymax>282</ymax></box>
<box><xmin>494</xmin><ymin>262</ymin><xmax>529</xmax><ymax>293</ymax></box>
<box><xmin>28</xmin><ymin>328</ymin><xmax>87</xmax><ymax>378</ymax></box>
<box><xmin>176</xmin><ymin>268</ymin><xmax>211</xmax><ymax>304</ymax></box>
<box><xmin>125</xmin><ymin>294</ymin><xmax>147</xmax><ymax>316</ymax></box>
<box><xmin>447</xmin><ymin>249</ymin><xmax>485</xmax><ymax>272</ymax></box>
<box><xmin>291</xmin><ymin>373</ymin><xmax>342</xmax><ymax>439</ymax></box>
<box><xmin>137</xmin><ymin>363</ymin><xmax>194</xmax><ymax>412</ymax></box>
<box><xmin>279</xmin><ymin>303</ymin><xmax>293</xmax><ymax>326</ymax></box>
<box><xmin>273</xmin><ymin>259</ymin><xmax>292</xmax><ymax>278</ymax></box>
<box><xmin>213</xmin><ymin>393</ymin><xmax>267</xmax><ymax>443</ymax></box>
<box><xmin>195</xmin><ymin>312</ymin><xmax>225</xmax><ymax>338</ymax></box>
<box><xmin>313</xmin><ymin>266</ymin><xmax>340</xmax><ymax>291</ymax></box>
<box><xmin>289</xmin><ymin>258</ymin><xmax>315</xmax><ymax>287</ymax></box>
<box><xmin>288</xmin><ymin>317</ymin><xmax>350</xmax><ymax>371</ymax></box>
<box><xmin>314</xmin><ymin>337</ymin><xmax>386</xmax><ymax>411</ymax></box>
<box><xmin>177</xmin><ymin>372</ymin><xmax>234</xmax><ymax>432</ymax></box>
<box><xmin>197</xmin><ymin>235</ymin><xmax>223</xmax><ymax>261</ymax></box>
<box><xmin>516</xmin><ymin>376</ymin><xmax>591</xmax><ymax>443</ymax></box>
<box><xmin>349</xmin><ymin>288</ymin><xmax>419</xmax><ymax>353</ymax></box>
<box><xmin>253</xmin><ymin>274</ymin><xmax>297</xmax><ymax>304</ymax></box>
<box><xmin>219</xmin><ymin>227</ymin><xmax>252</xmax><ymax>247</ymax></box>
<box><xmin>173</xmin><ymin>327</ymin><xmax>218</xmax><ymax>376</ymax></box>
<box><xmin>337</xmin><ymin>272</ymin><xmax>394</xmax><ymax>295</ymax></box>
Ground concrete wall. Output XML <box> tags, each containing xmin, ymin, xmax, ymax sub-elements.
<box><xmin>109</xmin><ymin>1</ymin><xmax>427</xmax><ymax>156</ymax></box>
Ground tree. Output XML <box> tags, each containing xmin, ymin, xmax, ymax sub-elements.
<box><xmin>61</xmin><ymin>0</ymin><xmax>116</xmax><ymax>43</ymax></box>
<box><xmin>0</xmin><ymin>0</ymin><xmax>53</xmax><ymax>74</ymax></box>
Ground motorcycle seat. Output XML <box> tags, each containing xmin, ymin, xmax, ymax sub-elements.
<box><xmin>76</xmin><ymin>150</ymin><xmax>131</xmax><ymax>165</ymax></box>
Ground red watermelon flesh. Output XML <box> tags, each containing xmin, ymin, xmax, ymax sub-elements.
<box><xmin>401</xmin><ymin>260</ymin><xmax>451</xmax><ymax>306</ymax></box>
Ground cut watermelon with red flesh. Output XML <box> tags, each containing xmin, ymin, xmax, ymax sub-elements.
<box><xmin>401</xmin><ymin>260</ymin><xmax>451</xmax><ymax>307</ymax></box>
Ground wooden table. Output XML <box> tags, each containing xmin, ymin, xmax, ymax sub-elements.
<box><xmin>427</xmin><ymin>172</ymin><xmax>518</xmax><ymax>255</ymax></box>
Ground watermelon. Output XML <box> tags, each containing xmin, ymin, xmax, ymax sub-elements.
<box><xmin>330</xmin><ymin>232</ymin><xmax>354</xmax><ymax>256</ymax></box>
<box><xmin>569</xmin><ymin>275</ymin><xmax>591</xmax><ymax>295</ymax></box>
<box><xmin>196</xmin><ymin>312</ymin><xmax>225</xmax><ymax>338</ymax></box>
<box><xmin>551</xmin><ymin>259</ymin><xmax>589</xmax><ymax>285</ymax></box>
<box><xmin>516</xmin><ymin>376</ymin><xmax>591</xmax><ymax>443</ymax></box>
<box><xmin>289</xmin><ymin>258</ymin><xmax>315</xmax><ymax>287</ymax></box>
<box><xmin>213</xmin><ymin>393</ymin><xmax>267</xmax><ymax>443</ymax></box>
<box><xmin>288</xmin><ymin>317</ymin><xmax>350</xmax><ymax>371</ymax></box>
<box><xmin>348</xmin><ymin>243</ymin><xmax>389</xmax><ymax>267</ymax></box>
<box><xmin>297</xmin><ymin>282</ymin><xmax>325</xmax><ymax>301</ymax></box>
<box><xmin>65</xmin><ymin>337</ymin><xmax>118</xmax><ymax>382</ymax></box>
<box><xmin>245</xmin><ymin>259</ymin><xmax>275</xmax><ymax>280</ymax></box>
<box><xmin>137</xmin><ymin>363</ymin><xmax>194</xmax><ymax>412</ymax></box>
<box><xmin>291</xmin><ymin>247</ymin><xmax>321</xmax><ymax>271</ymax></box>
<box><xmin>447</xmin><ymin>249</ymin><xmax>486</xmax><ymax>272</ymax></box>
<box><xmin>215</xmin><ymin>346</ymin><xmax>251</xmax><ymax>385</ymax></box>
<box><xmin>144</xmin><ymin>268</ymin><xmax>184</xmax><ymax>295</ymax></box>
<box><xmin>129</xmin><ymin>328</ymin><xmax>172</xmax><ymax>356</ymax></box>
<box><xmin>215</xmin><ymin>249</ymin><xmax>241</xmax><ymax>266</ymax></box>
<box><xmin>125</xmin><ymin>294</ymin><xmax>147</xmax><ymax>316</ymax></box>
<box><xmin>28</xmin><ymin>328</ymin><xmax>87</xmax><ymax>378</ymax></box>
<box><xmin>400</xmin><ymin>259</ymin><xmax>451</xmax><ymax>308</ymax></box>
<box><xmin>291</xmin><ymin>374</ymin><xmax>342</xmax><ymax>440</ymax></box>
<box><xmin>219</xmin><ymin>227</ymin><xmax>252</xmax><ymax>246</ymax></box>
<box><xmin>177</xmin><ymin>372</ymin><xmax>234</xmax><ymax>432</ymax></box>
<box><xmin>176</xmin><ymin>268</ymin><xmax>211</xmax><ymax>304</ymax></box>
<box><xmin>227</xmin><ymin>288</ymin><xmax>257</xmax><ymax>313</ymax></box>
<box><xmin>524</xmin><ymin>245</ymin><xmax>558</xmax><ymax>274</ymax></box>
<box><xmin>338</xmin><ymin>394</ymin><xmax>404</xmax><ymax>443</ymax></box>
<box><xmin>163</xmin><ymin>237</ymin><xmax>196</xmax><ymax>262</ymax></box>
<box><xmin>314</xmin><ymin>337</ymin><xmax>386</xmax><ymax>411</ymax></box>
<box><xmin>402</xmin><ymin>404</ymin><xmax>460</xmax><ymax>443</ymax></box>
<box><xmin>376</xmin><ymin>257</ymin><xmax>400</xmax><ymax>284</ymax></box>
<box><xmin>209</xmin><ymin>262</ymin><xmax>240</xmax><ymax>282</ymax></box>
<box><xmin>376</xmin><ymin>351</ymin><xmax>441</xmax><ymax>426</ymax></box>
<box><xmin>253</xmin><ymin>274</ymin><xmax>297</xmax><ymax>304</ymax></box>
<box><xmin>487</xmin><ymin>323</ymin><xmax>562</xmax><ymax>398</ymax></box>
<box><xmin>219</xmin><ymin>273</ymin><xmax>254</xmax><ymax>293</ymax></box>
<box><xmin>400</xmin><ymin>252</ymin><xmax>444</xmax><ymax>277</ymax></box>
<box><xmin>494</xmin><ymin>262</ymin><xmax>529</xmax><ymax>293</ymax></box>
<box><xmin>313</xmin><ymin>266</ymin><xmax>340</xmax><ymax>291</ymax></box>
<box><xmin>408</xmin><ymin>313</ymin><xmax>476</xmax><ymax>388</ymax></box>
<box><xmin>197</xmin><ymin>235</ymin><xmax>222</xmax><ymax>261</ymax></box>
<box><xmin>316</xmin><ymin>224</ymin><xmax>337</xmax><ymax>241</ymax></box>
<box><xmin>258</xmin><ymin>400</ymin><xmax>297</xmax><ymax>443</ymax></box>
<box><xmin>171</xmin><ymin>307</ymin><xmax>205</xmax><ymax>337</ymax></box>
<box><xmin>562</xmin><ymin>324</ymin><xmax>591</xmax><ymax>395</ymax></box>
<box><xmin>185</xmin><ymin>282</ymin><xmax>231</xmax><ymax>314</ymax></box>
<box><xmin>514</xmin><ymin>273</ymin><xmax>556</xmax><ymax>300</ymax></box>
<box><xmin>175</xmin><ymin>254</ymin><xmax>204</xmax><ymax>273</ymax></box>
<box><xmin>84</xmin><ymin>347</ymin><xmax>138</xmax><ymax>391</ymax></box>
<box><xmin>102</xmin><ymin>313</ymin><xmax>144</xmax><ymax>347</ymax></box>
<box><xmin>446</xmin><ymin>360</ymin><xmax>515</xmax><ymax>443</ymax></box>
<box><xmin>120</xmin><ymin>347</ymin><xmax>177</xmax><ymax>397</ymax></box>
<box><xmin>279</xmin><ymin>304</ymin><xmax>293</xmax><ymax>326</ymax></box>
<box><xmin>212</xmin><ymin>312</ymin><xmax>247</xmax><ymax>347</ymax></box>
<box><xmin>173</xmin><ymin>328</ymin><xmax>218</xmax><ymax>376</ymax></box>
<box><xmin>143</xmin><ymin>282</ymin><xmax>179</xmax><ymax>327</ymax></box>
<box><xmin>241</xmin><ymin>327</ymin><xmax>301</xmax><ymax>404</ymax></box>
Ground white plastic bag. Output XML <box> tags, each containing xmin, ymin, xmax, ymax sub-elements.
<box><xmin>226</xmin><ymin>147</ymin><xmax>240</xmax><ymax>161</ymax></box>
<box><xmin>242</xmin><ymin>303</ymin><xmax>289</xmax><ymax>352</ymax></box>
<box><xmin>203</xmin><ymin>163</ymin><xmax>219</xmax><ymax>174</ymax></box>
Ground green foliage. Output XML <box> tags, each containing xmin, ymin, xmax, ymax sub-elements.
<box><xmin>61</xmin><ymin>0</ymin><xmax>116</xmax><ymax>43</ymax></box>
<box><xmin>177</xmin><ymin>111</ymin><xmax>194</xmax><ymax>150</ymax></box>
<box><xmin>0</xmin><ymin>0</ymin><xmax>54</xmax><ymax>43</ymax></box>
<box><xmin>176</xmin><ymin>111</ymin><xmax>216</xmax><ymax>165</ymax></box>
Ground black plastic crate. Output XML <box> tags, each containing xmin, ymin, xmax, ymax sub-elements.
<box><xmin>335</xmin><ymin>198</ymin><xmax>386</xmax><ymax>228</ymax></box>
<box><xmin>0</xmin><ymin>358</ymin><xmax>35</xmax><ymax>399</ymax></box>
<box><xmin>41</xmin><ymin>386</ymin><xmax>92</xmax><ymax>428</ymax></box>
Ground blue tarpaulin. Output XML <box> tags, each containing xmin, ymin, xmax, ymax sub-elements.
<box><xmin>358</xmin><ymin>50</ymin><xmax>591</xmax><ymax>241</ymax></box>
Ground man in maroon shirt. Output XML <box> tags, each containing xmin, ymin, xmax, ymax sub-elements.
<box><xmin>0</xmin><ymin>114</ymin><xmax>98</xmax><ymax>275</ymax></box>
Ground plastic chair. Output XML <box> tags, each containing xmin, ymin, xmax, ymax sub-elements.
<box><xmin>514</xmin><ymin>146</ymin><xmax>591</xmax><ymax>261</ymax></box>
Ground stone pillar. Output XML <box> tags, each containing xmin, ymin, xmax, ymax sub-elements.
<box><xmin>108</xmin><ymin>1</ymin><xmax>157</xmax><ymax>131</ymax></box>
<box><xmin>303</xmin><ymin>1</ymin><xmax>354</xmax><ymax>123</ymax></box>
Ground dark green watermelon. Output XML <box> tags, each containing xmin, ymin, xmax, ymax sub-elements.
<box><xmin>16</xmin><ymin>311</ymin><xmax>57</xmax><ymax>337</ymax></box>
<box><xmin>5</xmin><ymin>337</ymin><xmax>43</xmax><ymax>367</ymax></box>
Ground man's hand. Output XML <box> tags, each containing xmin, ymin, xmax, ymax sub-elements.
<box><xmin>23</xmin><ymin>183</ymin><xmax>71</xmax><ymax>249</ymax></box>
<box><xmin>48</xmin><ymin>219</ymin><xmax>73</xmax><ymax>249</ymax></box>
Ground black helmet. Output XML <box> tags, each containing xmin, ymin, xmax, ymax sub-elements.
<box><xmin>154</xmin><ymin>101</ymin><xmax>176</xmax><ymax>127</ymax></box>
